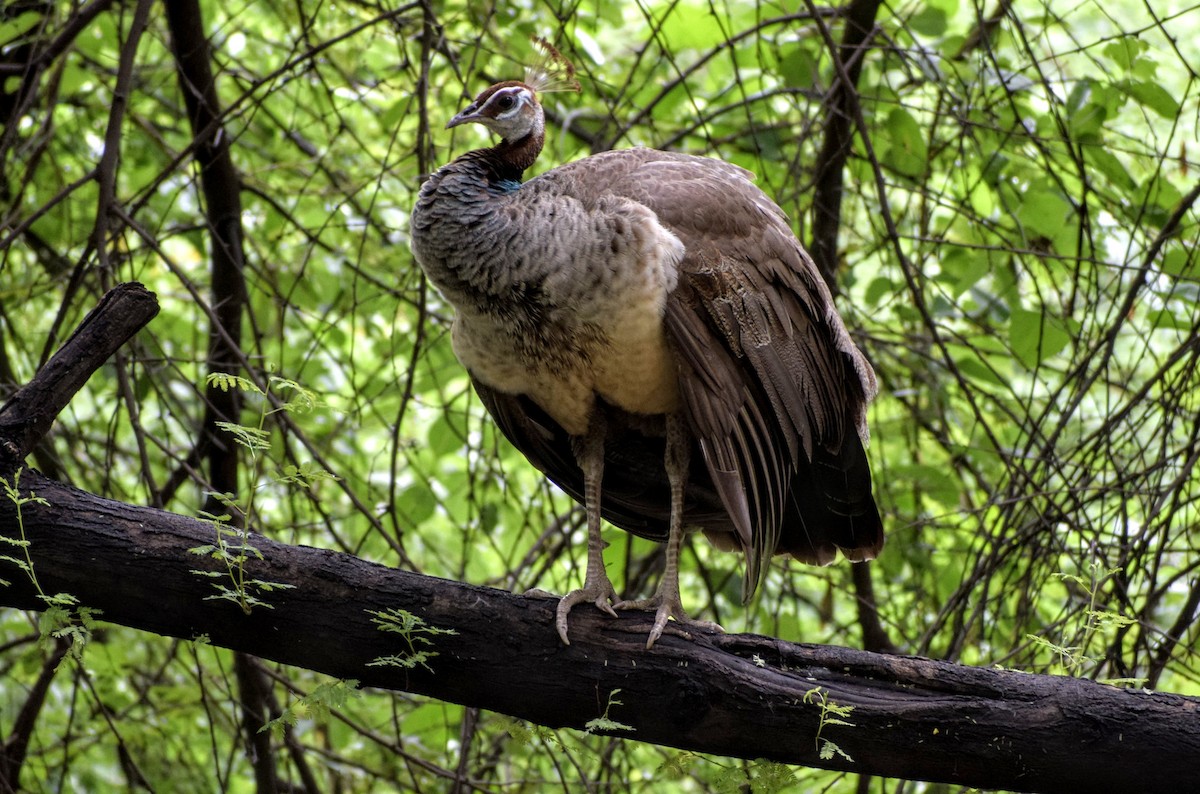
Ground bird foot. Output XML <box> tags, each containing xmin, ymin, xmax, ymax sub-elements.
<box><xmin>555</xmin><ymin>578</ymin><xmax>619</xmax><ymax>645</ymax></box>
<box><xmin>616</xmin><ymin>595</ymin><xmax>723</xmax><ymax>649</ymax></box>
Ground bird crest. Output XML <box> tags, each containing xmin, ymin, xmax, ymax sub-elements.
<box><xmin>524</xmin><ymin>37</ymin><xmax>581</xmax><ymax>95</ymax></box>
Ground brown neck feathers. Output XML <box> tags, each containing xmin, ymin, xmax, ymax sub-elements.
<box><xmin>488</xmin><ymin>127</ymin><xmax>543</xmax><ymax>182</ymax></box>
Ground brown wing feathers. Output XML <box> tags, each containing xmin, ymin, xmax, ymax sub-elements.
<box><xmin>643</xmin><ymin>156</ymin><xmax>881</xmax><ymax>592</ymax></box>
<box><xmin>466</xmin><ymin>147</ymin><xmax>881</xmax><ymax>601</ymax></box>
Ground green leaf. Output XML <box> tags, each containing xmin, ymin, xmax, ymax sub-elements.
<box><xmin>583</xmin><ymin>715</ymin><xmax>634</xmax><ymax>732</ymax></box>
<box><xmin>953</xmin><ymin>352</ymin><xmax>1007</xmax><ymax>387</ymax></box>
<box><xmin>277</xmin><ymin>462</ymin><xmax>338</xmax><ymax>488</ymax></box>
<box><xmin>1084</xmin><ymin>146</ymin><xmax>1134</xmax><ymax>191</ymax></box>
<box><xmin>864</xmin><ymin>275</ymin><xmax>898</xmax><ymax>307</ymax></box>
<box><xmin>427</xmin><ymin>412</ymin><xmax>466</xmax><ymax>458</ymax></box>
<box><xmin>584</xmin><ymin>689</ymin><xmax>634</xmax><ymax>734</ymax></box>
<box><xmin>1121</xmin><ymin>79</ymin><xmax>1180</xmax><ymax>119</ymax></box>
<box><xmin>659</xmin><ymin>5</ymin><xmax>726</xmax><ymax>50</ymax></box>
<box><xmin>1160</xmin><ymin>246</ymin><xmax>1197</xmax><ymax>278</ymax></box>
<box><xmin>1102</xmin><ymin>37</ymin><xmax>1148</xmax><ymax>72</ymax></box>
<box><xmin>367</xmin><ymin>609</ymin><xmax>456</xmax><ymax>672</ymax></box>
<box><xmin>898</xmin><ymin>464</ymin><xmax>960</xmax><ymax>508</ymax></box>
<box><xmin>379</xmin><ymin>99</ymin><xmax>407</xmax><ymax>132</ymax></box>
<box><xmin>1144</xmin><ymin>174</ymin><xmax>1184</xmax><ymax>217</ymax></box>
<box><xmin>206</xmin><ymin>372</ymin><xmax>263</xmax><ymax>394</ymax></box>
<box><xmin>1065</xmin><ymin>79</ymin><xmax>1110</xmax><ymax>140</ymax></box>
<box><xmin>0</xmin><ymin>11</ymin><xmax>41</xmax><ymax>47</ymax></box>
<box><xmin>396</xmin><ymin>486</ymin><xmax>437</xmax><ymax>527</ymax></box>
<box><xmin>215</xmin><ymin>421</ymin><xmax>271</xmax><ymax>451</ymax></box>
<box><xmin>657</xmin><ymin>752</ymin><xmax>697</xmax><ymax>779</ymax></box>
<box><xmin>882</xmin><ymin>107</ymin><xmax>928</xmax><ymax>178</ymax></box>
<box><xmin>969</xmin><ymin>179</ymin><xmax>996</xmax><ymax>216</ymax></box>
<box><xmin>909</xmin><ymin>6</ymin><xmax>948</xmax><ymax>37</ymax></box>
<box><xmin>937</xmin><ymin>247</ymin><xmax>991</xmax><ymax>298</ymax></box>
<box><xmin>262</xmin><ymin>680</ymin><xmax>360</xmax><ymax>735</ymax></box>
<box><xmin>1009</xmin><ymin>308</ymin><xmax>1072</xmax><ymax>368</ymax></box>
<box><xmin>1017</xmin><ymin>188</ymin><xmax>1072</xmax><ymax>239</ymax></box>
<box><xmin>748</xmin><ymin>761</ymin><xmax>797</xmax><ymax>793</ymax></box>
<box><xmin>1067</xmin><ymin>102</ymin><xmax>1107</xmax><ymax>140</ymax></box>
<box><xmin>1149</xmin><ymin>308</ymin><xmax>1188</xmax><ymax>330</ymax></box>
<box><xmin>776</xmin><ymin>44</ymin><xmax>818</xmax><ymax>89</ymax></box>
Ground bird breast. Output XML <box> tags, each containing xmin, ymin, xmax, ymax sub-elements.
<box><xmin>448</xmin><ymin>194</ymin><xmax>688</xmax><ymax>436</ymax></box>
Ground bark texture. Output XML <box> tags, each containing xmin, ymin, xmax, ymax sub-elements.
<box><xmin>0</xmin><ymin>471</ymin><xmax>1197</xmax><ymax>793</ymax></box>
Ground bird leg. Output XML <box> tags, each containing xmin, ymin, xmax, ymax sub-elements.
<box><xmin>617</xmin><ymin>414</ymin><xmax>723</xmax><ymax>649</ymax></box>
<box><xmin>555</xmin><ymin>410</ymin><xmax>619</xmax><ymax>645</ymax></box>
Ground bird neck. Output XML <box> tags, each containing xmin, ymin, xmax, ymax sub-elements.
<box><xmin>454</xmin><ymin>131</ymin><xmax>542</xmax><ymax>187</ymax></box>
<box><xmin>495</xmin><ymin>131</ymin><xmax>542</xmax><ymax>175</ymax></box>
<box><xmin>411</xmin><ymin>115</ymin><xmax>547</xmax><ymax>299</ymax></box>
<box><xmin>482</xmin><ymin>113</ymin><xmax>545</xmax><ymax>183</ymax></box>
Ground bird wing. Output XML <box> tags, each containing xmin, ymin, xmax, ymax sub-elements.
<box><xmin>553</xmin><ymin>150</ymin><xmax>883</xmax><ymax>598</ymax></box>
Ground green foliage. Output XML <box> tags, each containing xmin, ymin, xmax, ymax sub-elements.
<box><xmin>186</xmin><ymin>373</ymin><xmax>329</xmax><ymax>612</ymax></box>
<box><xmin>746</xmin><ymin>762</ymin><xmax>799</xmax><ymax>794</ymax></box>
<box><xmin>263</xmin><ymin>679</ymin><xmax>361</xmax><ymax>736</ymax></box>
<box><xmin>1</xmin><ymin>0</ymin><xmax>1198</xmax><ymax>790</ymax></box>
<box><xmin>38</xmin><ymin>594</ymin><xmax>102</xmax><ymax>659</ymax></box>
<box><xmin>583</xmin><ymin>688</ymin><xmax>635</xmax><ymax>734</ymax></box>
<box><xmin>675</xmin><ymin>758</ymin><xmax>801</xmax><ymax>794</ymax></box>
<box><xmin>1</xmin><ymin>470</ymin><xmax>99</xmax><ymax>664</ymax></box>
<box><xmin>0</xmin><ymin>469</ymin><xmax>48</xmax><ymax>592</ymax></box>
<box><xmin>0</xmin><ymin>470</ymin><xmax>99</xmax><ymax>651</ymax></box>
<box><xmin>804</xmin><ymin>687</ymin><xmax>856</xmax><ymax>763</ymax></box>
<box><xmin>188</xmin><ymin>518</ymin><xmax>295</xmax><ymax>613</ymax></box>
<box><xmin>366</xmin><ymin>607</ymin><xmax>457</xmax><ymax>673</ymax></box>
<box><xmin>1026</xmin><ymin>561</ymin><xmax>1141</xmax><ymax>681</ymax></box>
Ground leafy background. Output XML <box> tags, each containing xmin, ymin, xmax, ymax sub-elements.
<box><xmin>1</xmin><ymin>0</ymin><xmax>1198</xmax><ymax>790</ymax></box>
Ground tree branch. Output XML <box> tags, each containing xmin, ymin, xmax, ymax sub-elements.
<box><xmin>3</xmin><ymin>286</ymin><xmax>1198</xmax><ymax>794</ymax></box>
<box><xmin>0</xmin><ymin>282</ymin><xmax>158</xmax><ymax>469</ymax></box>
<box><xmin>164</xmin><ymin>0</ymin><xmax>248</xmax><ymax>502</ymax></box>
<box><xmin>0</xmin><ymin>471</ymin><xmax>1196</xmax><ymax>793</ymax></box>
<box><xmin>807</xmin><ymin>0</ymin><xmax>883</xmax><ymax>287</ymax></box>
<box><xmin>0</xmin><ymin>636</ymin><xmax>69</xmax><ymax>793</ymax></box>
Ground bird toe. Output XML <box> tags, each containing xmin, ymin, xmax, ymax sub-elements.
<box><xmin>555</xmin><ymin>580</ymin><xmax>619</xmax><ymax>645</ymax></box>
<box><xmin>616</xmin><ymin>595</ymin><xmax>723</xmax><ymax>648</ymax></box>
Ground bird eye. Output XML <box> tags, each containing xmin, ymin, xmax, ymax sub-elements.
<box><xmin>495</xmin><ymin>95</ymin><xmax>516</xmax><ymax>110</ymax></box>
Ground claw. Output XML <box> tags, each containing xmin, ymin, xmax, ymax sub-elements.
<box><xmin>555</xmin><ymin>576</ymin><xmax>619</xmax><ymax>645</ymax></box>
<box><xmin>617</xmin><ymin>594</ymin><xmax>723</xmax><ymax>649</ymax></box>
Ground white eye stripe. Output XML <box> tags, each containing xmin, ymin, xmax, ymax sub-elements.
<box><xmin>489</xmin><ymin>88</ymin><xmax>531</xmax><ymax>118</ymax></box>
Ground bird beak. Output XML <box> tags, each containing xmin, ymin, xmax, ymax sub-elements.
<box><xmin>446</xmin><ymin>103</ymin><xmax>481</xmax><ymax>129</ymax></box>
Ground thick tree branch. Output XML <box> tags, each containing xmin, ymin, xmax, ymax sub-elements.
<box><xmin>0</xmin><ymin>472</ymin><xmax>1196</xmax><ymax>793</ymax></box>
<box><xmin>3</xmin><ymin>286</ymin><xmax>1198</xmax><ymax>794</ymax></box>
<box><xmin>0</xmin><ymin>282</ymin><xmax>158</xmax><ymax>469</ymax></box>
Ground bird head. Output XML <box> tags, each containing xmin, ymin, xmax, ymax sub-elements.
<box><xmin>447</xmin><ymin>39</ymin><xmax>579</xmax><ymax>145</ymax></box>
<box><xmin>446</xmin><ymin>82</ymin><xmax>543</xmax><ymax>143</ymax></box>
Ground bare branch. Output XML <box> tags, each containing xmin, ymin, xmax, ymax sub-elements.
<box><xmin>806</xmin><ymin>0</ymin><xmax>883</xmax><ymax>287</ymax></box>
<box><xmin>0</xmin><ymin>282</ymin><xmax>158</xmax><ymax>468</ymax></box>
